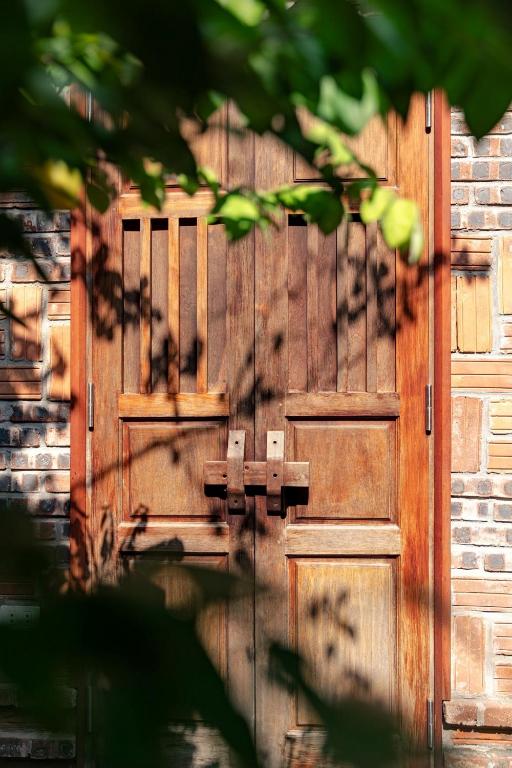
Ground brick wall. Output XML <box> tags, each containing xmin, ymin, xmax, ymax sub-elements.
<box><xmin>0</xmin><ymin>198</ymin><xmax>73</xmax><ymax>759</ymax></box>
<box><xmin>446</xmin><ymin>108</ymin><xmax>512</xmax><ymax>766</ymax></box>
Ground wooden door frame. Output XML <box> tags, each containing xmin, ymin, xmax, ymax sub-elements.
<box><xmin>433</xmin><ymin>91</ymin><xmax>452</xmax><ymax>761</ymax></box>
<box><xmin>69</xmin><ymin>92</ymin><xmax>453</xmax><ymax>756</ymax></box>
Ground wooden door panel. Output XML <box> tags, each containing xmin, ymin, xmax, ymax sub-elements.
<box><xmin>121</xmin><ymin>214</ymin><xmax>228</xmax><ymax>397</ymax></box>
<box><xmin>291</xmin><ymin>558</ymin><xmax>397</xmax><ymax>724</ymax></box>
<box><xmin>288</xmin><ymin>420</ymin><xmax>396</xmax><ymax>521</ymax></box>
<box><xmin>122</xmin><ymin>420</ymin><xmax>226</xmax><ymax>520</ymax></box>
<box><xmin>294</xmin><ymin>111</ymin><xmax>397</xmax><ymax>183</ymax></box>
<box><xmin>287</xmin><ymin>216</ymin><xmax>396</xmax><ymax>395</ymax></box>
<box><xmin>151</xmin><ymin>556</ymin><xmax>229</xmax><ymax>677</ymax></box>
<box><xmin>254</xmin><ymin>97</ymin><xmax>429</xmax><ymax>766</ymax></box>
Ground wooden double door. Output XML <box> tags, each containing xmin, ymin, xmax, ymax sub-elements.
<box><xmin>87</xmin><ymin>97</ymin><xmax>431</xmax><ymax>766</ymax></box>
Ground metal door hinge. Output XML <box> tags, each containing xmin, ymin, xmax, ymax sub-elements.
<box><xmin>425</xmin><ymin>92</ymin><xmax>432</xmax><ymax>132</ymax></box>
<box><xmin>425</xmin><ymin>384</ymin><xmax>433</xmax><ymax>434</ymax></box>
<box><xmin>427</xmin><ymin>699</ymin><xmax>434</xmax><ymax>750</ymax></box>
<box><xmin>87</xmin><ymin>382</ymin><xmax>94</xmax><ymax>431</ymax></box>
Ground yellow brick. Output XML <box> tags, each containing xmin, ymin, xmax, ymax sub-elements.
<box><xmin>9</xmin><ymin>285</ymin><xmax>42</xmax><ymax>361</ymax></box>
<box><xmin>49</xmin><ymin>323</ymin><xmax>70</xmax><ymax>401</ymax></box>
<box><xmin>455</xmin><ymin>274</ymin><xmax>492</xmax><ymax>352</ymax></box>
<box><xmin>490</xmin><ymin>400</ymin><xmax>512</xmax><ymax>434</ymax></box>
<box><xmin>499</xmin><ymin>236</ymin><xmax>512</xmax><ymax>314</ymax></box>
<box><xmin>489</xmin><ymin>442</ymin><xmax>512</xmax><ymax>472</ymax></box>
<box><xmin>451</xmin><ymin>275</ymin><xmax>457</xmax><ymax>353</ymax></box>
<box><xmin>452</xmin><ymin>359</ymin><xmax>512</xmax><ymax>390</ymax></box>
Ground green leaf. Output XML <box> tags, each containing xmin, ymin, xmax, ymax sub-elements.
<box><xmin>317</xmin><ymin>69</ymin><xmax>380</xmax><ymax>136</ymax></box>
<box><xmin>86</xmin><ymin>182</ymin><xmax>110</xmax><ymax>213</ymax></box>
<box><xmin>408</xmin><ymin>214</ymin><xmax>424</xmax><ymax>264</ymax></box>
<box><xmin>214</xmin><ymin>194</ymin><xmax>260</xmax><ymax>221</ymax></box>
<box><xmin>177</xmin><ymin>174</ymin><xmax>199</xmax><ymax>196</ymax></box>
<box><xmin>211</xmin><ymin>193</ymin><xmax>262</xmax><ymax>240</ymax></box>
<box><xmin>381</xmin><ymin>198</ymin><xmax>420</xmax><ymax>250</ymax></box>
<box><xmin>305</xmin><ymin>119</ymin><xmax>353</xmax><ymax>167</ymax></box>
<box><xmin>360</xmin><ymin>187</ymin><xmax>394</xmax><ymax>223</ymax></box>
<box><xmin>214</xmin><ymin>0</ymin><xmax>265</xmax><ymax>26</ymax></box>
<box><xmin>276</xmin><ymin>186</ymin><xmax>344</xmax><ymax>234</ymax></box>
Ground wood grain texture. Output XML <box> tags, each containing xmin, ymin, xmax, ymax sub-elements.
<box><xmin>139</xmin><ymin>218</ymin><xmax>152</xmax><ymax>394</ymax></box>
<box><xmin>285</xmin><ymin>525</ymin><xmax>401</xmax><ymax>556</ymax></box>
<box><xmin>168</xmin><ymin>217</ymin><xmax>180</xmax><ymax>393</ymax></box>
<box><xmin>434</xmin><ymin>88</ymin><xmax>452</xmax><ymax>755</ymax></box>
<box><xmin>118</xmin><ymin>392</ymin><xmax>229</xmax><ymax>417</ymax></box>
<box><xmin>83</xmin><ymin>96</ymin><xmax>435</xmax><ymax>768</ymax></box>
<box><xmin>69</xmin><ymin>89</ymin><xmax>89</xmax><ymax>605</ymax></box>
<box><xmin>122</xmin><ymin>421</ymin><xmax>224</xmax><ymax>520</ymax></box>
<box><xmin>285</xmin><ymin>392</ymin><xmax>400</xmax><ymax>417</ymax></box>
<box><xmin>122</xmin><ymin>222</ymin><xmax>141</xmax><ymax>393</ymax></box>
<box><xmin>289</xmin><ymin>420</ymin><xmax>396</xmax><ymax>521</ymax></box>
<box><xmin>395</xmin><ymin>93</ymin><xmax>430</xmax><ymax>747</ymax></box>
<box><xmin>196</xmin><ymin>217</ymin><xmax>208</xmax><ymax>393</ymax></box>
<box><xmin>179</xmin><ymin>220</ymin><xmax>197</xmax><ymax>393</ymax></box>
<box><xmin>292</xmin><ymin>559</ymin><xmax>396</xmax><ymax>724</ymax></box>
<box><xmin>204</xmin><ymin>460</ymin><xmax>309</xmax><ymax>488</ymax></box>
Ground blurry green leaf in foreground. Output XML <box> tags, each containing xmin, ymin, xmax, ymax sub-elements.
<box><xmin>316</xmin><ymin>70</ymin><xmax>380</xmax><ymax>136</ymax></box>
<box><xmin>361</xmin><ymin>187</ymin><xmax>424</xmax><ymax>263</ymax></box>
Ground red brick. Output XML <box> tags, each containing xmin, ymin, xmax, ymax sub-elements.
<box><xmin>453</xmin><ymin>616</ymin><xmax>485</xmax><ymax>694</ymax></box>
<box><xmin>443</xmin><ymin>700</ymin><xmax>478</xmax><ymax>727</ymax></box>
<box><xmin>482</xmin><ymin>702</ymin><xmax>512</xmax><ymax>729</ymax></box>
<box><xmin>452</xmin><ymin>397</ymin><xmax>482</xmax><ymax>472</ymax></box>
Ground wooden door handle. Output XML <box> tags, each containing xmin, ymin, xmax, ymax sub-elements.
<box><xmin>266</xmin><ymin>431</ymin><xmax>284</xmax><ymax>513</ymax></box>
<box><xmin>227</xmin><ymin>430</ymin><xmax>246</xmax><ymax>513</ymax></box>
<box><xmin>204</xmin><ymin>430</ymin><xmax>309</xmax><ymax>513</ymax></box>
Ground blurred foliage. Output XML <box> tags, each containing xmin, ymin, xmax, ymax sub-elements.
<box><xmin>0</xmin><ymin>507</ymin><xmax>408</xmax><ymax>768</ymax></box>
<box><xmin>0</xmin><ymin>0</ymin><xmax>512</xmax><ymax>260</ymax></box>
<box><xmin>0</xmin><ymin>1</ymin><xmax>511</xmax><ymax>765</ymax></box>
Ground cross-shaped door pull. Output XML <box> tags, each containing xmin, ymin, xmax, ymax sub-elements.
<box><xmin>204</xmin><ymin>429</ymin><xmax>309</xmax><ymax>514</ymax></box>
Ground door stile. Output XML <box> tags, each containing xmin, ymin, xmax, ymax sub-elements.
<box><xmin>395</xmin><ymin>94</ymin><xmax>431</xmax><ymax>748</ymax></box>
<box><xmin>224</xmin><ymin>108</ymin><xmax>256</xmax><ymax>731</ymax></box>
<box><xmin>254</xmin><ymin>134</ymin><xmax>294</xmax><ymax>767</ymax></box>
<box><xmin>90</xmin><ymin>194</ymin><xmax>124</xmax><ymax>584</ymax></box>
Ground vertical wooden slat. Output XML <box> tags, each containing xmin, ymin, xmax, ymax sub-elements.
<box><xmin>168</xmin><ymin>218</ymin><xmax>180</xmax><ymax>393</ymax></box>
<box><xmin>140</xmin><ymin>218</ymin><xmax>152</xmax><ymax>394</ymax></box>
<box><xmin>307</xmin><ymin>225</ymin><xmax>319</xmax><ymax>392</ymax></box>
<box><xmin>317</xmin><ymin>230</ymin><xmax>337</xmax><ymax>391</ymax></box>
<box><xmin>336</xmin><ymin>219</ymin><xmax>348</xmax><ymax>392</ymax></box>
<box><xmin>151</xmin><ymin>221</ymin><xmax>169</xmax><ymax>393</ymax></box>
<box><xmin>376</xmin><ymin>228</ymin><xmax>396</xmax><ymax>392</ymax></box>
<box><xmin>197</xmin><ymin>217</ymin><xmax>208</xmax><ymax>393</ymax></box>
<box><xmin>207</xmin><ymin>222</ymin><xmax>227</xmax><ymax>393</ymax></box>
<box><xmin>288</xmin><ymin>217</ymin><xmax>308</xmax><ymax>393</ymax></box>
<box><xmin>366</xmin><ymin>222</ymin><xmax>378</xmax><ymax>393</ymax></box>
<box><xmin>179</xmin><ymin>220</ymin><xmax>197</xmax><ymax>393</ymax></box>
<box><xmin>347</xmin><ymin>220</ymin><xmax>367</xmax><ymax>391</ymax></box>
<box><xmin>123</xmin><ymin>222</ymin><xmax>141</xmax><ymax>393</ymax></box>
